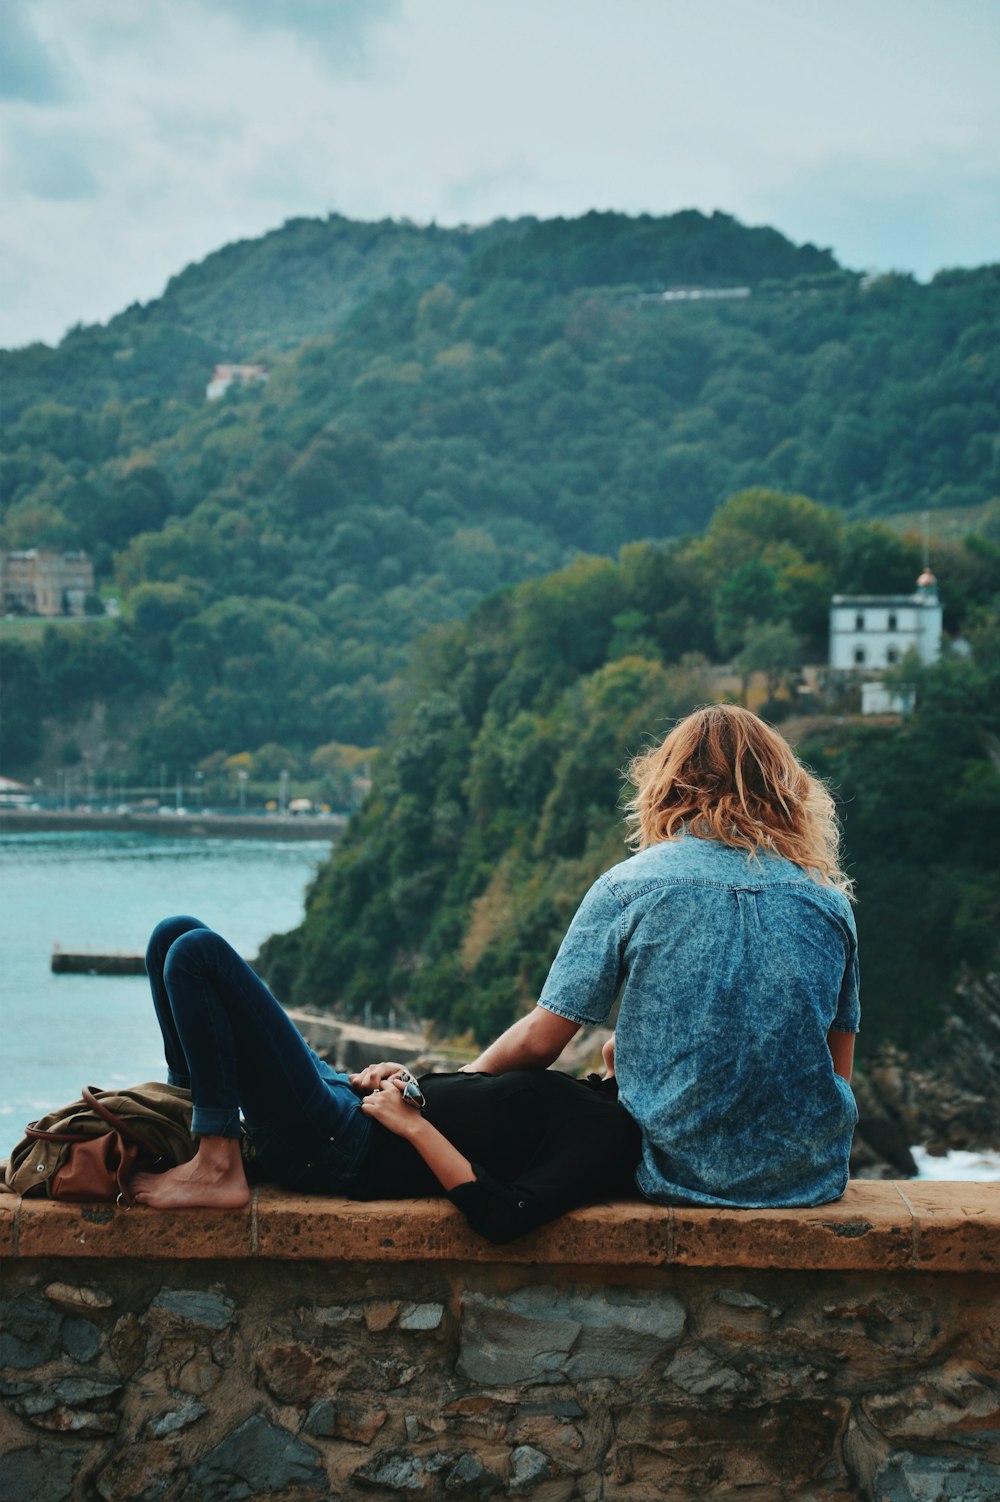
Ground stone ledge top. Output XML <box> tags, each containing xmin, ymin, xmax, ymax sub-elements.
<box><xmin>0</xmin><ymin>1180</ymin><xmax>997</xmax><ymax>1272</ymax></box>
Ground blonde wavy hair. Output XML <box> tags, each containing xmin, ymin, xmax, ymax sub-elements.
<box><xmin>625</xmin><ymin>704</ymin><xmax>852</xmax><ymax>896</ymax></box>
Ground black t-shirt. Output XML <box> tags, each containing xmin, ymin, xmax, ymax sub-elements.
<box><xmin>352</xmin><ymin>1070</ymin><xmax>641</xmax><ymax>1243</ymax></box>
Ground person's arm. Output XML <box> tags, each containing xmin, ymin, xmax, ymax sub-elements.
<box><xmin>359</xmin><ymin>1077</ymin><xmax>475</xmax><ymax>1190</ymax></box>
<box><xmin>449</xmin><ymin>1088</ymin><xmax>641</xmax><ymax>1243</ymax></box>
<box><xmin>462</xmin><ymin>1006</ymin><xmax>581</xmax><ymax>1075</ymax></box>
<box><xmin>827</xmin><ymin>1028</ymin><xmax>855</xmax><ymax>1082</ymax></box>
<box><xmin>602</xmin><ymin>1032</ymin><xmax>616</xmax><ymax>1079</ymax></box>
<box><xmin>828</xmin><ymin>910</ymin><xmax>860</xmax><ymax>1083</ymax></box>
<box><xmin>463</xmin><ymin>872</ymin><xmax>624</xmax><ymax>1075</ymax></box>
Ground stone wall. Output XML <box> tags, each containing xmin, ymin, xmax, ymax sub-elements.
<box><xmin>1</xmin><ymin>1182</ymin><xmax>998</xmax><ymax>1502</ymax></box>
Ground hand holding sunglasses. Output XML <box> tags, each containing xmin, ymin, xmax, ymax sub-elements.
<box><xmin>394</xmin><ymin>1069</ymin><xmax>426</xmax><ymax>1110</ymax></box>
<box><xmin>358</xmin><ymin>1069</ymin><xmax>427</xmax><ymax>1138</ymax></box>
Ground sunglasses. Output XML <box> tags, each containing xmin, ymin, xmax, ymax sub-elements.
<box><xmin>396</xmin><ymin>1069</ymin><xmax>426</xmax><ymax>1110</ymax></box>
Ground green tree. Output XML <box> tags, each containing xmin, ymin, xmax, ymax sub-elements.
<box><xmin>713</xmin><ymin>559</ymin><xmax>779</xmax><ymax>657</ymax></box>
<box><xmin>735</xmin><ymin>620</ymin><xmax>802</xmax><ymax>702</ymax></box>
<box><xmin>837</xmin><ymin>521</ymin><xmax>922</xmax><ymax>593</ymax></box>
<box><xmin>701</xmin><ymin>488</ymin><xmax>841</xmax><ymax>582</ymax></box>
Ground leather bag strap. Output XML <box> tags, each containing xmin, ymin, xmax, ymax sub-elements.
<box><xmin>81</xmin><ymin>1086</ymin><xmax>162</xmax><ymax>1158</ymax></box>
<box><xmin>24</xmin><ymin>1124</ymin><xmax>83</xmax><ymax>1143</ymax></box>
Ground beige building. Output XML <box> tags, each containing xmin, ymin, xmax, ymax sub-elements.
<box><xmin>206</xmin><ymin>363</ymin><xmax>269</xmax><ymax>400</ymax></box>
<box><xmin>0</xmin><ymin>548</ymin><xmax>95</xmax><ymax>617</ymax></box>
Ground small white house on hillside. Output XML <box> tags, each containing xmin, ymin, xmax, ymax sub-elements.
<box><xmin>830</xmin><ymin>570</ymin><xmax>942</xmax><ymax>671</ymax></box>
<box><xmin>829</xmin><ymin>570</ymin><xmax>942</xmax><ymax>713</ymax></box>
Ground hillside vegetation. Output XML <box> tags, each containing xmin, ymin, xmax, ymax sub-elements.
<box><xmin>256</xmin><ymin>493</ymin><xmax>1000</xmax><ymax>1053</ymax></box>
<box><xmin>2</xmin><ymin>209</ymin><xmax>998</xmax><ymax>779</ymax></box>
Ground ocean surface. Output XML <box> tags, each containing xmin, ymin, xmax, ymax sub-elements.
<box><xmin>0</xmin><ymin>830</ymin><xmax>330</xmax><ymax>1158</ymax></box>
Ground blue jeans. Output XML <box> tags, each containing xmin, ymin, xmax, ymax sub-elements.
<box><xmin>145</xmin><ymin>916</ymin><xmax>371</xmax><ymax>1192</ymax></box>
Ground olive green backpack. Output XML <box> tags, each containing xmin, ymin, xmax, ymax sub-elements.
<box><xmin>3</xmin><ymin>1082</ymin><xmax>194</xmax><ymax>1201</ymax></box>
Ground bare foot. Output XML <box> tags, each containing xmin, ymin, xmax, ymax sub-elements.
<box><xmin>131</xmin><ymin>1136</ymin><xmax>249</xmax><ymax>1210</ymax></box>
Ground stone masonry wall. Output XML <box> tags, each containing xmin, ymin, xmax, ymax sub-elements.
<box><xmin>1</xmin><ymin>1183</ymin><xmax>998</xmax><ymax>1502</ymax></box>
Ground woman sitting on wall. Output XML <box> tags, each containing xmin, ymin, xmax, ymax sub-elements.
<box><xmin>460</xmin><ymin>701</ymin><xmax>860</xmax><ymax>1210</ymax></box>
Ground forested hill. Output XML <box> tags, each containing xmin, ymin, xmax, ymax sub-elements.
<box><xmin>2</xmin><ymin>208</ymin><xmax>998</xmax><ymax>779</ymax></box>
<box><xmin>0</xmin><ymin>208</ymin><xmax>839</xmax><ymax>421</ymax></box>
<box><xmin>0</xmin><ymin>214</ymin><xmax>525</xmax><ymax>419</ymax></box>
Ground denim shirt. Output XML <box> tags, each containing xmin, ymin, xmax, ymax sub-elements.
<box><xmin>537</xmin><ymin>834</ymin><xmax>860</xmax><ymax>1208</ymax></box>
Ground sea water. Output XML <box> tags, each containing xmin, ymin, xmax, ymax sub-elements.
<box><xmin>0</xmin><ymin>830</ymin><xmax>329</xmax><ymax>1157</ymax></box>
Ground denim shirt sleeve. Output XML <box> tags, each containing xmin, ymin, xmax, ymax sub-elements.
<box><xmin>831</xmin><ymin>912</ymin><xmax>860</xmax><ymax>1033</ymax></box>
<box><xmin>537</xmin><ymin>875</ymin><xmax>623</xmax><ymax>1028</ymax></box>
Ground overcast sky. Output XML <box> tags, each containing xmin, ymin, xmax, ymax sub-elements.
<box><xmin>1</xmin><ymin>0</ymin><xmax>997</xmax><ymax>350</ymax></box>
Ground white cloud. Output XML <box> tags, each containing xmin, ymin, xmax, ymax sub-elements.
<box><xmin>0</xmin><ymin>0</ymin><xmax>997</xmax><ymax>347</ymax></box>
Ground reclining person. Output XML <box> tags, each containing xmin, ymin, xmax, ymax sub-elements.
<box><xmin>132</xmin><ymin>918</ymin><xmax>639</xmax><ymax>1242</ymax></box>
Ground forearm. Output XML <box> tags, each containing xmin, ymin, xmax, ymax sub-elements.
<box><xmin>401</xmin><ymin>1119</ymin><xmax>475</xmax><ymax>1192</ymax></box>
<box><xmin>463</xmin><ymin>1029</ymin><xmax>533</xmax><ymax>1074</ymax></box>
<box><xmin>463</xmin><ymin>1007</ymin><xmax>580</xmax><ymax>1074</ymax></box>
<box><xmin>827</xmin><ymin>1027</ymin><xmax>855</xmax><ymax>1082</ymax></box>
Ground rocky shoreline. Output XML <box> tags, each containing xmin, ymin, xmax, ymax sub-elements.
<box><xmin>850</xmin><ymin>971</ymin><xmax>1000</xmax><ymax>1178</ymax></box>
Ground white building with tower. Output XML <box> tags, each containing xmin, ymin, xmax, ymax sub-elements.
<box><xmin>829</xmin><ymin>570</ymin><xmax>942</xmax><ymax>713</ymax></box>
